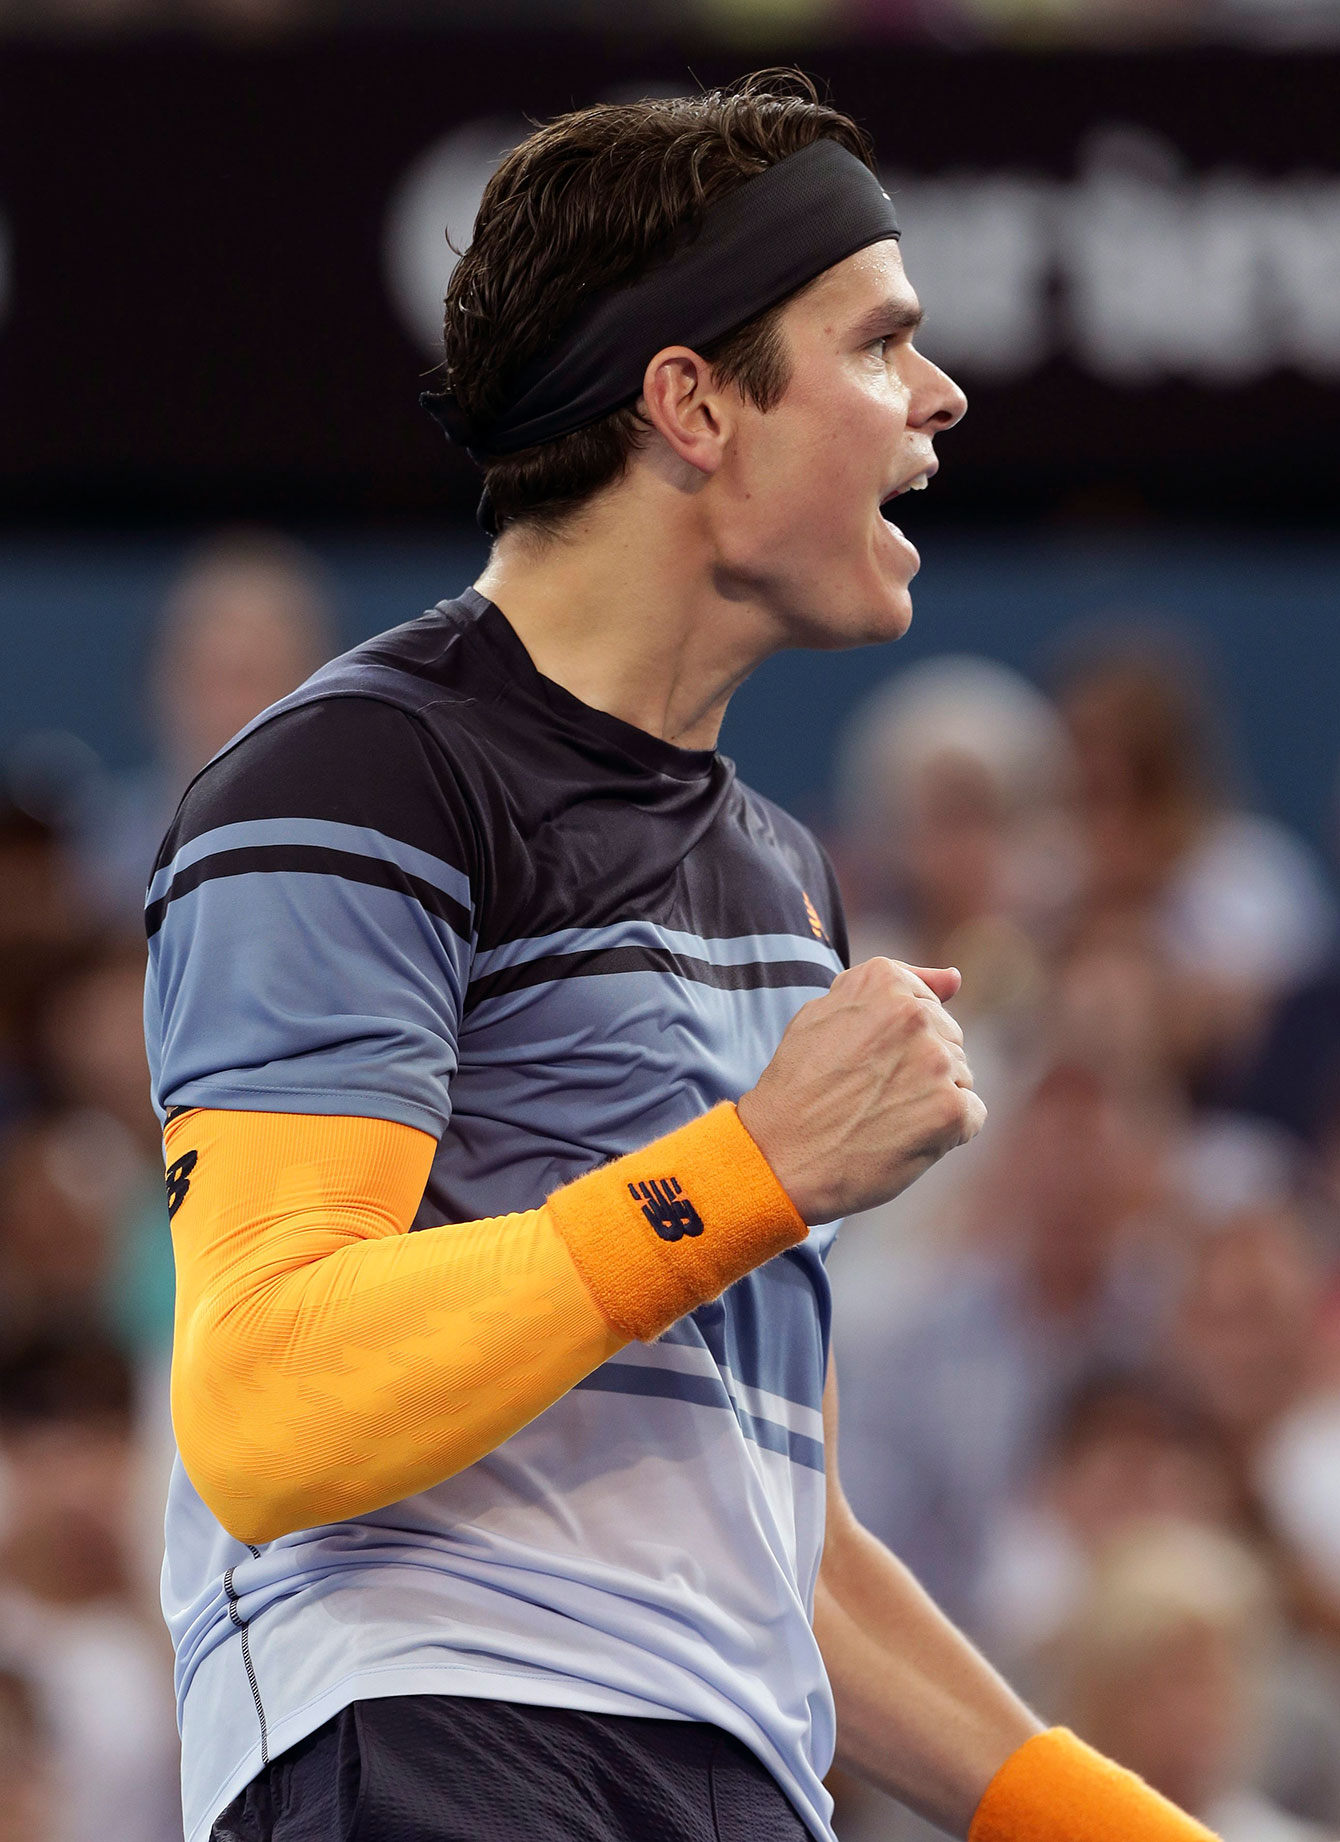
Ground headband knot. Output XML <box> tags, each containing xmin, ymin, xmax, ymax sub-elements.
<box><xmin>417</xmin><ymin>390</ymin><xmax>481</xmax><ymax>449</ymax></box>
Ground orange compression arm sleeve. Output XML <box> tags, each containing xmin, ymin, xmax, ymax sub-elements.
<box><xmin>969</xmin><ymin>1729</ymin><xmax>1222</xmax><ymax>1842</ymax></box>
<box><xmin>166</xmin><ymin>1103</ymin><xmax>805</xmax><ymax>1545</ymax></box>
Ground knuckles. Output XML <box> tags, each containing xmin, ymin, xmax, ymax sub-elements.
<box><xmin>932</xmin><ymin>1089</ymin><xmax>975</xmax><ymax>1144</ymax></box>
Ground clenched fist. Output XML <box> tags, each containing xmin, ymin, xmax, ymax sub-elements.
<box><xmin>737</xmin><ymin>958</ymin><xmax>986</xmax><ymax>1225</ymax></box>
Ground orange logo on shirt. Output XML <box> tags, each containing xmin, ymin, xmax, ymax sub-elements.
<box><xmin>802</xmin><ymin>891</ymin><xmax>828</xmax><ymax>944</ymax></box>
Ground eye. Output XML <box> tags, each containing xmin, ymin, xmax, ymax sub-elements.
<box><xmin>868</xmin><ymin>336</ymin><xmax>890</xmax><ymax>359</ymax></box>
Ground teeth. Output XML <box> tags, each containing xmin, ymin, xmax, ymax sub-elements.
<box><xmin>907</xmin><ymin>474</ymin><xmax>929</xmax><ymax>491</ymax></box>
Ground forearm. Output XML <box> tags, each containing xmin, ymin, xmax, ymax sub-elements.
<box><xmin>169</xmin><ymin>1103</ymin><xmax>804</xmax><ymax>1544</ymax></box>
<box><xmin>817</xmin><ymin>1507</ymin><xmax>1223</xmax><ymax>1842</ymax></box>
<box><xmin>172</xmin><ymin>1140</ymin><xmax>624</xmax><ymax>1543</ymax></box>
<box><xmin>815</xmin><ymin>1509</ymin><xmax>1039</xmax><ymax>1834</ymax></box>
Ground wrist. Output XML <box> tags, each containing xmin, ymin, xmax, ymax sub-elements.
<box><xmin>970</xmin><ymin>1729</ymin><xmax>1221</xmax><ymax>1842</ymax></box>
<box><xmin>735</xmin><ymin>1089</ymin><xmax>824</xmax><ymax>1224</ymax></box>
<box><xmin>546</xmin><ymin>1103</ymin><xmax>808</xmax><ymax>1342</ymax></box>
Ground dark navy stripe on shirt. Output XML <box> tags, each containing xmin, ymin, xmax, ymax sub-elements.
<box><xmin>465</xmin><ymin>946</ymin><xmax>835</xmax><ymax>1014</ymax></box>
<box><xmin>145</xmin><ymin>845</ymin><xmax>473</xmax><ymax>941</ymax></box>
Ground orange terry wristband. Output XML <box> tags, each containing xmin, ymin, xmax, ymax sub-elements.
<box><xmin>970</xmin><ymin>1729</ymin><xmax>1221</xmax><ymax>1842</ymax></box>
<box><xmin>546</xmin><ymin>1102</ymin><xmax>807</xmax><ymax>1342</ymax></box>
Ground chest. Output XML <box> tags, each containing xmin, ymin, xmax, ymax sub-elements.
<box><xmin>424</xmin><ymin>789</ymin><xmax>842</xmax><ymax>1219</ymax></box>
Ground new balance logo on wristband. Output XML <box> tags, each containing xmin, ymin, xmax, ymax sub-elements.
<box><xmin>628</xmin><ymin>1178</ymin><xmax>705</xmax><ymax>1242</ymax></box>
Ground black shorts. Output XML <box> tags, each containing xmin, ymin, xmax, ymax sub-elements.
<box><xmin>209</xmin><ymin>1695</ymin><xmax>811</xmax><ymax>1842</ymax></box>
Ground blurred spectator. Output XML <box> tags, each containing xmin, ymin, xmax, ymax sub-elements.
<box><xmin>1054</xmin><ymin>632</ymin><xmax>1335</xmax><ymax>1088</ymax></box>
<box><xmin>72</xmin><ymin>529</ymin><xmax>335</xmax><ymax>923</ymax></box>
<box><xmin>831</xmin><ymin>657</ymin><xmax>1076</xmax><ymax>1259</ymax></box>
<box><xmin>0</xmin><ymin>1665</ymin><xmax>57</xmax><ymax>1842</ymax></box>
<box><xmin>1044</xmin><ymin>928</ymin><xmax>1184</xmax><ymax>1104</ymax></box>
<box><xmin>834</xmin><ymin>1063</ymin><xmax>1176</xmax><ymax>1633</ymax></box>
<box><xmin>1186</xmin><ymin>1204</ymin><xmax>1340</xmax><ymax>1643</ymax></box>
<box><xmin>37</xmin><ymin>937</ymin><xmax>157</xmax><ymax>1153</ymax></box>
<box><xmin>977</xmin><ymin>1373</ymin><xmax>1340</xmax><ymax>1831</ymax></box>
<box><xmin>1259</xmin><ymin>1388</ymin><xmax>1340</xmax><ymax>1622</ymax></box>
<box><xmin>1156</xmin><ymin>1207</ymin><xmax>1340</xmax><ymax>1772</ymax></box>
<box><xmin>976</xmin><ymin>1371</ymin><xmax>1235</xmax><ymax>1662</ymax></box>
<box><xmin>0</xmin><ymin>804</ymin><xmax>95</xmax><ymax>1130</ymax></box>
<box><xmin>1239</xmin><ymin>981</ymin><xmax>1340</xmax><ymax>1251</ymax></box>
<box><xmin>835</xmin><ymin>654</ymin><xmax>1075</xmax><ymax>980</ymax></box>
<box><xmin>1051</xmin><ymin>1521</ymin><xmax>1336</xmax><ymax>1841</ymax></box>
<box><xmin>32</xmin><ymin>937</ymin><xmax>175</xmax><ymax>1357</ymax></box>
<box><xmin>0</xmin><ymin>1331</ymin><xmax>179</xmax><ymax>1842</ymax></box>
<box><xmin>1165</xmin><ymin>1206</ymin><xmax>1330</xmax><ymax>1492</ymax></box>
<box><xmin>0</xmin><ymin>1110</ymin><xmax>138</xmax><ymax>1343</ymax></box>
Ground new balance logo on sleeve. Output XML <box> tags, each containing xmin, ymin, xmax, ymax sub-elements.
<box><xmin>165</xmin><ymin>1148</ymin><xmax>199</xmax><ymax>1220</ymax></box>
<box><xmin>628</xmin><ymin>1178</ymin><xmax>705</xmax><ymax>1241</ymax></box>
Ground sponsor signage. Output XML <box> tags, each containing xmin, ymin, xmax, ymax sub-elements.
<box><xmin>1</xmin><ymin>38</ymin><xmax>1336</xmax><ymax>521</ymax></box>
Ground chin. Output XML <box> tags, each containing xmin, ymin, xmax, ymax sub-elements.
<box><xmin>794</xmin><ymin>582</ymin><xmax>914</xmax><ymax>651</ymax></box>
<box><xmin>860</xmin><ymin>588</ymin><xmax>915</xmax><ymax>645</ymax></box>
<box><xmin>856</xmin><ymin>548</ymin><xmax>917</xmax><ymax>643</ymax></box>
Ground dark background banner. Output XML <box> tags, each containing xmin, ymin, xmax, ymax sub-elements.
<box><xmin>2</xmin><ymin>37</ymin><xmax>1337</xmax><ymax>525</ymax></box>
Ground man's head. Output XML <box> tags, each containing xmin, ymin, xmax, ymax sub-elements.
<box><xmin>436</xmin><ymin>76</ymin><xmax>965</xmax><ymax>647</ymax></box>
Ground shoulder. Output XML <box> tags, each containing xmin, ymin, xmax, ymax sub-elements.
<box><xmin>733</xmin><ymin>779</ymin><xmax>851</xmax><ymax>966</ymax></box>
<box><xmin>155</xmin><ymin>598</ymin><xmax>508</xmax><ymax>876</ymax></box>
<box><xmin>145</xmin><ymin>692</ymin><xmax>479</xmax><ymax>950</ymax></box>
<box><xmin>158</xmin><ymin>694</ymin><xmax>475</xmax><ymax>867</ymax></box>
<box><xmin>727</xmin><ymin>779</ymin><xmax>813</xmax><ymax>871</ymax></box>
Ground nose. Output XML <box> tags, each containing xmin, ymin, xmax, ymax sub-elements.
<box><xmin>909</xmin><ymin>349</ymin><xmax>967</xmax><ymax>433</ymax></box>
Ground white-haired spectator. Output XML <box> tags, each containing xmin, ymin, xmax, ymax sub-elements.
<box><xmin>1052</xmin><ymin>1521</ymin><xmax>1336</xmax><ymax>1842</ymax></box>
<box><xmin>835</xmin><ymin>652</ymin><xmax>1077</xmax><ymax>974</ymax></box>
<box><xmin>828</xmin><ymin>657</ymin><xmax>1077</xmax><ymax>1277</ymax></box>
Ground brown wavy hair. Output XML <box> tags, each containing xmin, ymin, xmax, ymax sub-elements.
<box><xmin>437</xmin><ymin>72</ymin><xmax>875</xmax><ymax>536</ymax></box>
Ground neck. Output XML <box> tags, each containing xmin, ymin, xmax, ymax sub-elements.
<box><xmin>473</xmin><ymin>476</ymin><xmax>780</xmax><ymax>752</ymax></box>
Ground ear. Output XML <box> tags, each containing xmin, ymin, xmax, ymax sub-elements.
<box><xmin>638</xmin><ymin>346</ymin><xmax>734</xmax><ymax>477</ymax></box>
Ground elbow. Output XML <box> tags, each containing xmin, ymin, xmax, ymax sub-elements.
<box><xmin>175</xmin><ymin>1416</ymin><xmax>312</xmax><ymax>1547</ymax></box>
<box><xmin>172</xmin><ymin>1349</ymin><xmax>326</xmax><ymax>1545</ymax></box>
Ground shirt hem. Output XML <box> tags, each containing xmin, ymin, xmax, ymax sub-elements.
<box><xmin>184</xmin><ymin>1662</ymin><xmax>833</xmax><ymax>1842</ymax></box>
<box><xmin>159</xmin><ymin>1082</ymin><xmax>447</xmax><ymax>1140</ymax></box>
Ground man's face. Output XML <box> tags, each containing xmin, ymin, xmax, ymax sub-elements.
<box><xmin>711</xmin><ymin>240</ymin><xmax>966</xmax><ymax>649</ymax></box>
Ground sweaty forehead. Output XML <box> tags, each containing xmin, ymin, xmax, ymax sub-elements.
<box><xmin>788</xmin><ymin>240</ymin><xmax>917</xmax><ymax>331</ymax></box>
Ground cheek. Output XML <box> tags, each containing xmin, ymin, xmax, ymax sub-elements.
<box><xmin>766</xmin><ymin>380</ymin><xmax>901</xmax><ymax>510</ymax></box>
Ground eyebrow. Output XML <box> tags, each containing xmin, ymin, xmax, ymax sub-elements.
<box><xmin>849</xmin><ymin>299</ymin><xmax>925</xmax><ymax>341</ymax></box>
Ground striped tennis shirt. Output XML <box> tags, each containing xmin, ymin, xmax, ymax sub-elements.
<box><xmin>146</xmin><ymin>589</ymin><xmax>849</xmax><ymax>1842</ymax></box>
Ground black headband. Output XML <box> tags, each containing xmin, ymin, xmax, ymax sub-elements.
<box><xmin>421</xmin><ymin>138</ymin><xmax>900</xmax><ymax>462</ymax></box>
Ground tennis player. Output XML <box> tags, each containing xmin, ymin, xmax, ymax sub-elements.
<box><xmin>147</xmin><ymin>75</ymin><xmax>1224</xmax><ymax>1842</ymax></box>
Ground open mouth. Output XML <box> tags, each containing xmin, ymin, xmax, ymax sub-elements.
<box><xmin>881</xmin><ymin>466</ymin><xmax>935</xmax><ymax>507</ymax></box>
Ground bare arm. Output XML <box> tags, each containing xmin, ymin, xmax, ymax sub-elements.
<box><xmin>814</xmin><ymin>1351</ymin><xmax>1042</xmax><ymax>1837</ymax></box>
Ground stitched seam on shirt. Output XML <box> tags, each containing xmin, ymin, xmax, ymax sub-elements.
<box><xmin>224</xmin><ymin>1565</ymin><xmax>270</xmax><ymax>1767</ymax></box>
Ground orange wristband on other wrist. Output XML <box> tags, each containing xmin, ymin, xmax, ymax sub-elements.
<box><xmin>546</xmin><ymin>1102</ymin><xmax>807</xmax><ymax>1342</ymax></box>
<box><xmin>970</xmin><ymin>1730</ymin><xmax>1221</xmax><ymax>1842</ymax></box>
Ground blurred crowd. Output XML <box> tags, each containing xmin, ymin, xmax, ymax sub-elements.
<box><xmin>1</xmin><ymin>0</ymin><xmax>1337</xmax><ymax>47</ymax></box>
<box><xmin>828</xmin><ymin>642</ymin><xmax>1340</xmax><ymax>1840</ymax></box>
<box><xmin>3</xmin><ymin>534</ymin><xmax>1340</xmax><ymax>1840</ymax></box>
<box><xmin>0</xmin><ymin>533</ymin><xmax>333</xmax><ymax>1842</ymax></box>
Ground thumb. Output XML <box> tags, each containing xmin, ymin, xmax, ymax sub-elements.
<box><xmin>908</xmin><ymin>965</ymin><xmax>963</xmax><ymax>1005</ymax></box>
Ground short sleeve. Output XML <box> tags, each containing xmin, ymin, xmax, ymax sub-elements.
<box><xmin>144</xmin><ymin>696</ymin><xmax>478</xmax><ymax>1140</ymax></box>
